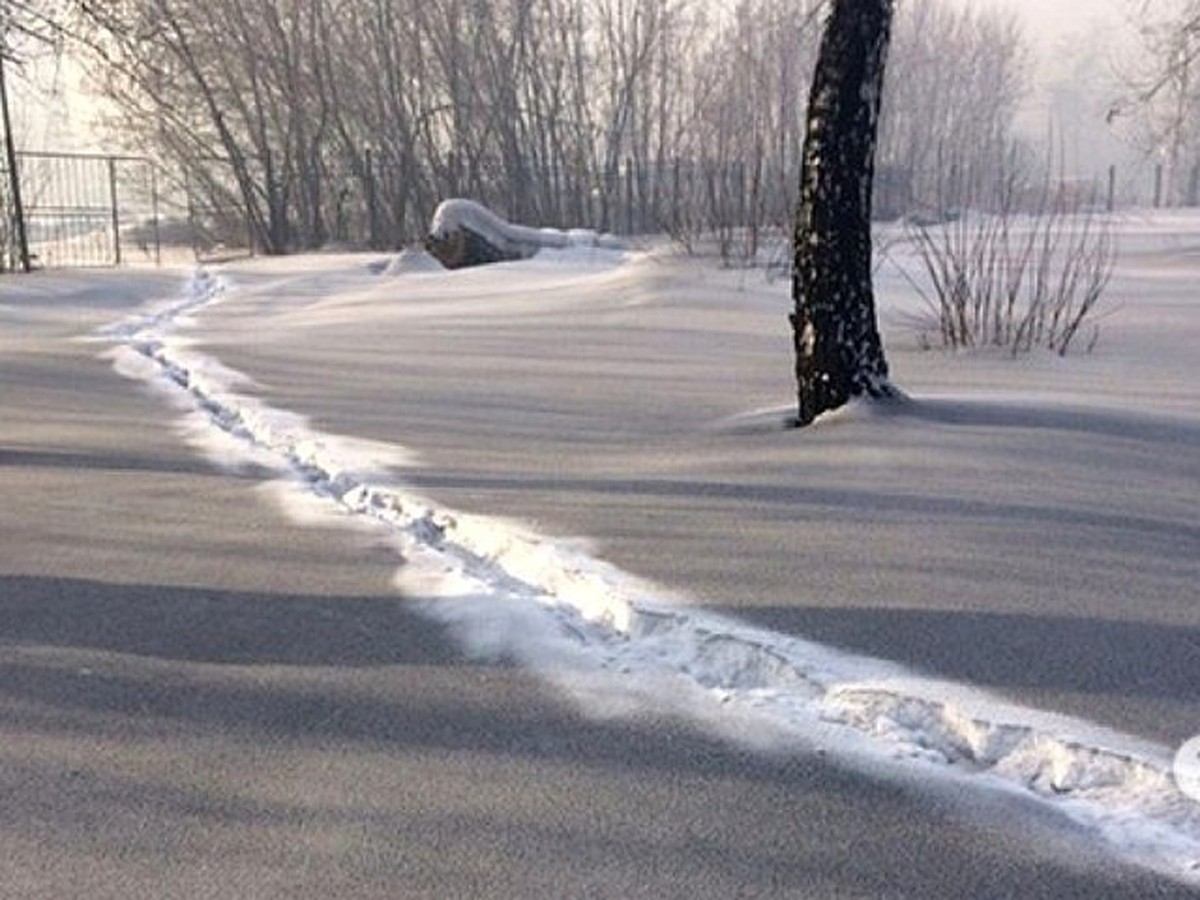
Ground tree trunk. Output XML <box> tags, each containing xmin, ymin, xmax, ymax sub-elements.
<box><xmin>791</xmin><ymin>0</ymin><xmax>895</xmax><ymax>427</ymax></box>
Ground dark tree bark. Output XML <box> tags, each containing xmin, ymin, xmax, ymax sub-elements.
<box><xmin>791</xmin><ymin>0</ymin><xmax>896</xmax><ymax>427</ymax></box>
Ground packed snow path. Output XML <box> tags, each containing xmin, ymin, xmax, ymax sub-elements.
<box><xmin>100</xmin><ymin>264</ymin><xmax>1200</xmax><ymax>886</ymax></box>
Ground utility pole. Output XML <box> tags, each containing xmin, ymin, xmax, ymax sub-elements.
<box><xmin>0</xmin><ymin>46</ymin><xmax>31</xmax><ymax>272</ymax></box>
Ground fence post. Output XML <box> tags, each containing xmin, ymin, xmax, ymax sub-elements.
<box><xmin>185</xmin><ymin>169</ymin><xmax>200</xmax><ymax>260</ymax></box>
<box><xmin>365</xmin><ymin>145</ymin><xmax>379</xmax><ymax>249</ymax></box>
<box><xmin>0</xmin><ymin>55</ymin><xmax>30</xmax><ymax>272</ymax></box>
<box><xmin>108</xmin><ymin>156</ymin><xmax>122</xmax><ymax>266</ymax></box>
<box><xmin>672</xmin><ymin>156</ymin><xmax>681</xmax><ymax>234</ymax></box>
<box><xmin>150</xmin><ymin>165</ymin><xmax>162</xmax><ymax>265</ymax></box>
<box><xmin>628</xmin><ymin>157</ymin><xmax>638</xmax><ymax>236</ymax></box>
<box><xmin>729</xmin><ymin>162</ymin><xmax>739</xmax><ymax>232</ymax></box>
<box><xmin>1154</xmin><ymin>163</ymin><xmax>1164</xmax><ymax>208</ymax></box>
<box><xmin>1107</xmin><ymin>164</ymin><xmax>1116</xmax><ymax>214</ymax></box>
<box><xmin>935</xmin><ymin>142</ymin><xmax>944</xmax><ymax>218</ymax></box>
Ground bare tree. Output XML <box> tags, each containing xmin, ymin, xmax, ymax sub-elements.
<box><xmin>880</xmin><ymin>3</ymin><xmax>1027</xmax><ymax>215</ymax></box>
<box><xmin>903</xmin><ymin>175</ymin><xmax>1117</xmax><ymax>356</ymax></box>
<box><xmin>1111</xmin><ymin>0</ymin><xmax>1200</xmax><ymax>205</ymax></box>
<box><xmin>791</xmin><ymin>0</ymin><xmax>897</xmax><ymax>427</ymax></box>
<box><xmin>2</xmin><ymin>0</ymin><xmax>74</xmax><ymax>272</ymax></box>
<box><xmin>67</xmin><ymin>0</ymin><xmax>1025</xmax><ymax>258</ymax></box>
<box><xmin>682</xmin><ymin>0</ymin><xmax>821</xmax><ymax>259</ymax></box>
<box><xmin>1</xmin><ymin>2</ymin><xmax>72</xmax><ymax>55</ymax></box>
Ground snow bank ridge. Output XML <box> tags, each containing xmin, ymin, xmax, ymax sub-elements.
<box><xmin>106</xmin><ymin>268</ymin><xmax>1200</xmax><ymax>885</ymax></box>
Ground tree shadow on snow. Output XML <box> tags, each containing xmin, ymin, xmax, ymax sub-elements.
<box><xmin>897</xmin><ymin>394</ymin><xmax>1200</xmax><ymax>447</ymax></box>
<box><xmin>0</xmin><ymin>574</ymin><xmax>460</xmax><ymax>668</ymax></box>
<box><xmin>712</xmin><ymin>393</ymin><xmax>1200</xmax><ymax>448</ymax></box>
<box><xmin>731</xmin><ymin>604</ymin><xmax>1200</xmax><ymax>709</ymax></box>
<box><xmin>0</xmin><ymin>577</ymin><xmax>1195</xmax><ymax>897</ymax></box>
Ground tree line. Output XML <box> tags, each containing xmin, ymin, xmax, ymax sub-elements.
<box><xmin>1113</xmin><ymin>0</ymin><xmax>1200</xmax><ymax>206</ymax></box>
<box><xmin>56</xmin><ymin>0</ymin><xmax>1027</xmax><ymax>255</ymax></box>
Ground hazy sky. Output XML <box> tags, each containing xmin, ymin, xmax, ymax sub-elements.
<box><xmin>944</xmin><ymin>0</ymin><xmax>1124</xmax><ymax>50</ymax></box>
<box><xmin>937</xmin><ymin>0</ymin><xmax>1140</xmax><ymax>180</ymax></box>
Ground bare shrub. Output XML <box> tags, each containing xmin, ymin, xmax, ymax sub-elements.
<box><xmin>900</xmin><ymin>185</ymin><xmax>1117</xmax><ymax>356</ymax></box>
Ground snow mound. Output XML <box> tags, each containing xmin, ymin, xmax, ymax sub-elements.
<box><xmin>100</xmin><ymin>268</ymin><xmax>1200</xmax><ymax>887</ymax></box>
<box><xmin>384</xmin><ymin>246</ymin><xmax>446</xmax><ymax>275</ymax></box>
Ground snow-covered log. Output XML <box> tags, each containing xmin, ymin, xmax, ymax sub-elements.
<box><xmin>425</xmin><ymin>199</ymin><xmax>571</xmax><ymax>269</ymax></box>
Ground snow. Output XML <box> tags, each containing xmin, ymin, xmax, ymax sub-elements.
<box><xmin>85</xmin><ymin>220</ymin><xmax>1200</xmax><ymax>885</ymax></box>
<box><xmin>428</xmin><ymin>198</ymin><xmax>625</xmax><ymax>257</ymax></box>
<box><xmin>382</xmin><ymin>245</ymin><xmax>446</xmax><ymax>275</ymax></box>
<box><xmin>1177</xmin><ymin>737</ymin><xmax>1200</xmax><ymax>803</ymax></box>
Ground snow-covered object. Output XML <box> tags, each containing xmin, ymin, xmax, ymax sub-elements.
<box><xmin>426</xmin><ymin>198</ymin><xmax>621</xmax><ymax>268</ymax></box>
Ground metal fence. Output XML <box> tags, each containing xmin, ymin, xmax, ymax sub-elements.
<box><xmin>1</xmin><ymin>151</ymin><xmax>163</xmax><ymax>270</ymax></box>
<box><xmin>0</xmin><ymin>146</ymin><xmax>1187</xmax><ymax>272</ymax></box>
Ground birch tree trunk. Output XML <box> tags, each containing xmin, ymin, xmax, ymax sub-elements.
<box><xmin>791</xmin><ymin>0</ymin><xmax>895</xmax><ymax>427</ymax></box>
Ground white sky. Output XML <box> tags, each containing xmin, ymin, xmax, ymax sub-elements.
<box><xmin>943</xmin><ymin>0</ymin><xmax>1125</xmax><ymax>47</ymax></box>
<box><xmin>940</xmin><ymin>0</ymin><xmax>1148</xmax><ymax>181</ymax></box>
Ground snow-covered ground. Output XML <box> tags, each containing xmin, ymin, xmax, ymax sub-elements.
<box><xmin>85</xmin><ymin>213</ymin><xmax>1200</xmax><ymax>885</ymax></box>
